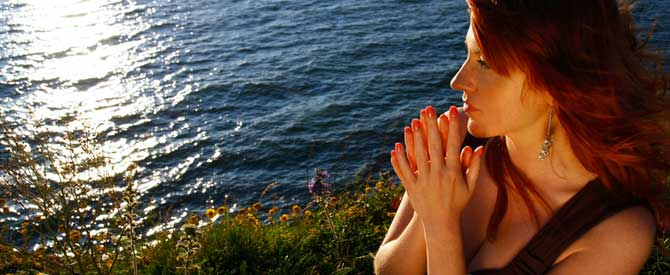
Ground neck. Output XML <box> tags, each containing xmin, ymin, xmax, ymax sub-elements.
<box><xmin>504</xmin><ymin>116</ymin><xmax>597</xmax><ymax>193</ymax></box>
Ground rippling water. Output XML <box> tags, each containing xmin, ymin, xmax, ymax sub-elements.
<box><xmin>1</xmin><ymin>0</ymin><xmax>668</xmax><ymax>235</ymax></box>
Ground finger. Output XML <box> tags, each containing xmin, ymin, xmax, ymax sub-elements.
<box><xmin>391</xmin><ymin>150</ymin><xmax>409</xmax><ymax>185</ymax></box>
<box><xmin>465</xmin><ymin>146</ymin><xmax>485</xmax><ymax>192</ymax></box>
<box><xmin>460</xmin><ymin>146</ymin><xmax>473</xmax><ymax>174</ymax></box>
<box><xmin>394</xmin><ymin>143</ymin><xmax>417</xmax><ymax>185</ymax></box>
<box><xmin>445</xmin><ymin>106</ymin><xmax>462</xmax><ymax>171</ymax></box>
<box><xmin>411</xmin><ymin>119</ymin><xmax>429</xmax><ymax>176</ymax></box>
<box><xmin>425</xmin><ymin>106</ymin><xmax>444</xmax><ymax>170</ymax></box>
<box><xmin>438</xmin><ymin>113</ymin><xmax>449</xmax><ymax>157</ymax></box>
<box><xmin>419</xmin><ymin>108</ymin><xmax>430</xmax><ymax>159</ymax></box>
<box><xmin>404</xmin><ymin>126</ymin><xmax>417</xmax><ymax>172</ymax></box>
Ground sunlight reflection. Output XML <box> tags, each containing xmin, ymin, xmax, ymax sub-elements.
<box><xmin>1</xmin><ymin>0</ymin><xmax>163</xmax><ymax>182</ymax></box>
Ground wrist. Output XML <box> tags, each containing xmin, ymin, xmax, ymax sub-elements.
<box><xmin>421</xmin><ymin>215</ymin><xmax>461</xmax><ymax>237</ymax></box>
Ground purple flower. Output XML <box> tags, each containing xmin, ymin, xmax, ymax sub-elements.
<box><xmin>307</xmin><ymin>168</ymin><xmax>331</xmax><ymax>195</ymax></box>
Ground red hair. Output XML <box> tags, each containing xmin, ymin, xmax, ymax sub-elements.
<box><xmin>466</xmin><ymin>0</ymin><xmax>670</xmax><ymax>240</ymax></box>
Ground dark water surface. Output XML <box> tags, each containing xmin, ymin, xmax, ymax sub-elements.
<box><xmin>1</xmin><ymin>0</ymin><xmax>668</xmax><ymax>235</ymax></box>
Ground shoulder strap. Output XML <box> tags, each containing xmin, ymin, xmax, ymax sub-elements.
<box><xmin>505</xmin><ymin>179</ymin><xmax>642</xmax><ymax>274</ymax></box>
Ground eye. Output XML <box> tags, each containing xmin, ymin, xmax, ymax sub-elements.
<box><xmin>477</xmin><ymin>56</ymin><xmax>489</xmax><ymax>70</ymax></box>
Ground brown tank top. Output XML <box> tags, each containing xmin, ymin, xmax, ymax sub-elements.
<box><xmin>461</xmin><ymin>134</ymin><xmax>646</xmax><ymax>275</ymax></box>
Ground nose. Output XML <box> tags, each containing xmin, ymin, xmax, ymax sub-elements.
<box><xmin>450</xmin><ymin>61</ymin><xmax>473</xmax><ymax>93</ymax></box>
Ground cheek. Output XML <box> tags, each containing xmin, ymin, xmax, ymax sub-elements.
<box><xmin>466</xmin><ymin>110</ymin><xmax>507</xmax><ymax>138</ymax></box>
<box><xmin>466</xmin><ymin>75</ymin><xmax>524</xmax><ymax>137</ymax></box>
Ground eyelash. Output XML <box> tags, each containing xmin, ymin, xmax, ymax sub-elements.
<box><xmin>477</xmin><ymin>57</ymin><xmax>489</xmax><ymax>69</ymax></box>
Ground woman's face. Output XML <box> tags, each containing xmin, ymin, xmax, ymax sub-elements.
<box><xmin>450</xmin><ymin>24</ymin><xmax>551</xmax><ymax>138</ymax></box>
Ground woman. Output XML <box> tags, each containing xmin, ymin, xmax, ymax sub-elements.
<box><xmin>375</xmin><ymin>0</ymin><xmax>669</xmax><ymax>274</ymax></box>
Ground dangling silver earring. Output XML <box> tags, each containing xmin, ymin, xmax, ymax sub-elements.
<box><xmin>538</xmin><ymin>109</ymin><xmax>553</xmax><ymax>160</ymax></box>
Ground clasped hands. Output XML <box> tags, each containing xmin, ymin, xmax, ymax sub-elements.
<box><xmin>390</xmin><ymin>105</ymin><xmax>484</xmax><ymax>225</ymax></box>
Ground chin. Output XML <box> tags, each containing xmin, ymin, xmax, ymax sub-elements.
<box><xmin>466</xmin><ymin>119</ymin><xmax>492</xmax><ymax>138</ymax></box>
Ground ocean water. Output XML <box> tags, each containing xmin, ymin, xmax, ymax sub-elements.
<box><xmin>1</xmin><ymin>0</ymin><xmax>668</xmax><ymax>233</ymax></box>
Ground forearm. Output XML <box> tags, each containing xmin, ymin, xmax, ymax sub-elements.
<box><xmin>424</xmin><ymin>218</ymin><xmax>466</xmax><ymax>275</ymax></box>
<box><xmin>375</xmin><ymin>214</ymin><xmax>427</xmax><ymax>275</ymax></box>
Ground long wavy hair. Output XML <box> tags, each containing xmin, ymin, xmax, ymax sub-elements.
<box><xmin>466</xmin><ymin>0</ymin><xmax>670</xmax><ymax>241</ymax></box>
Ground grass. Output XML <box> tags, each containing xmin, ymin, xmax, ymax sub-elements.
<box><xmin>0</xmin><ymin>117</ymin><xmax>668</xmax><ymax>274</ymax></box>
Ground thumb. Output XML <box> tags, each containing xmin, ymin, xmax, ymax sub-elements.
<box><xmin>465</xmin><ymin>146</ymin><xmax>484</xmax><ymax>192</ymax></box>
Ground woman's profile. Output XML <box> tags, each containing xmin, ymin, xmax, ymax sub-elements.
<box><xmin>375</xmin><ymin>0</ymin><xmax>669</xmax><ymax>274</ymax></box>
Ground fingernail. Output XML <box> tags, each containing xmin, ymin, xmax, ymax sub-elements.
<box><xmin>395</xmin><ymin>142</ymin><xmax>402</xmax><ymax>152</ymax></box>
<box><xmin>426</xmin><ymin>105</ymin><xmax>435</xmax><ymax>118</ymax></box>
<box><xmin>449</xmin><ymin>106</ymin><xmax>458</xmax><ymax>117</ymax></box>
<box><xmin>475</xmin><ymin>145</ymin><xmax>484</xmax><ymax>154</ymax></box>
<box><xmin>420</xmin><ymin>109</ymin><xmax>426</xmax><ymax>118</ymax></box>
<box><xmin>464</xmin><ymin>146</ymin><xmax>472</xmax><ymax>153</ymax></box>
<box><xmin>439</xmin><ymin>113</ymin><xmax>448</xmax><ymax>122</ymax></box>
<box><xmin>404</xmin><ymin>126</ymin><xmax>412</xmax><ymax>135</ymax></box>
<box><xmin>391</xmin><ymin>150</ymin><xmax>396</xmax><ymax>158</ymax></box>
<box><xmin>411</xmin><ymin>119</ymin><xmax>421</xmax><ymax>131</ymax></box>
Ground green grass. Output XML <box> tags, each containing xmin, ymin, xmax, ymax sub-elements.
<box><xmin>0</xmin><ymin>118</ymin><xmax>668</xmax><ymax>275</ymax></box>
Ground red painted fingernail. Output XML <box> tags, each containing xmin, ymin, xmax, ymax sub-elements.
<box><xmin>412</xmin><ymin>119</ymin><xmax>421</xmax><ymax>131</ymax></box>
<box><xmin>395</xmin><ymin>142</ymin><xmax>402</xmax><ymax>152</ymax></box>
<box><xmin>426</xmin><ymin>105</ymin><xmax>435</xmax><ymax>118</ymax></box>
<box><xmin>475</xmin><ymin>146</ymin><xmax>484</xmax><ymax>154</ymax></box>
<box><xmin>420</xmin><ymin>109</ymin><xmax>426</xmax><ymax>118</ymax></box>
<box><xmin>391</xmin><ymin>150</ymin><xmax>396</xmax><ymax>158</ymax></box>
<box><xmin>439</xmin><ymin>113</ymin><xmax>448</xmax><ymax>122</ymax></box>
<box><xmin>449</xmin><ymin>106</ymin><xmax>458</xmax><ymax>117</ymax></box>
<box><xmin>404</xmin><ymin>126</ymin><xmax>412</xmax><ymax>135</ymax></box>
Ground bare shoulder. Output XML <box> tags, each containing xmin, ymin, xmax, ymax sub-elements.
<box><xmin>549</xmin><ymin>205</ymin><xmax>656</xmax><ymax>275</ymax></box>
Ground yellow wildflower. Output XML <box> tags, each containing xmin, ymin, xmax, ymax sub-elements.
<box><xmin>327</xmin><ymin>196</ymin><xmax>338</xmax><ymax>208</ymax></box>
<box><xmin>268</xmin><ymin>206</ymin><xmax>279</xmax><ymax>215</ymax></box>
<box><xmin>291</xmin><ymin>205</ymin><xmax>301</xmax><ymax>215</ymax></box>
<box><xmin>247</xmin><ymin>215</ymin><xmax>260</xmax><ymax>226</ymax></box>
<box><xmin>234</xmin><ymin>214</ymin><xmax>245</xmax><ymax>225</ymax></box>
<box><xmin>279</xmin><ymin>214</ymin><xmax>289</xmax><ymax>223</ymax></box>
<box><xmin>252</xmin><ymin>202</ymin><xmax>263</xmax><ymax>212</ymax></box>
<box><xmin>105</xmin><ymin>258</ymin><xmax>113</xmax><ymax>268</ymax></box>
<box><xmin>96</xmin><ymin>245</ymin><xmax>105</xmax><ymax>253</ymax></box>
<box><xmin>205</xmin><ymin>208</ymin><xmax>217</xmax><ymax>219</ymax></box>
<box><xmin>94</xmin><ymin>233</ymin><xmax>106</xmax><ymax>241</ymax></box>
<box><xmin>69</xmin><ymin>230</ymin><xmax>81</xmax><ymax>242</ymax></box>
<box><xmin>20</xmin><ymin>228</ymin><xmax>28</xmax><ymax>235</ymax></box>
<box><xmin>364</xmin><ymin>186</ymin><xmax>372</xmax><ymax>194</ymax></box>
<box><xmin>188</xmin><ymin>214</ymin><xmax>199</xmax><ymax>225</ymax></box>
<box><xmin>375</xmin><ymin>181</ymin><xmax>384</xmax><ymax>191</ymax></box>
<box><xmin>303</xmin><ymin>210</ymin><xmax>313</xmax><ymax>219</ymax></box>
<box><xmin>217</xmin><ymin>206</ymin><xmax>228</xmax><ymax>215</ymax></box>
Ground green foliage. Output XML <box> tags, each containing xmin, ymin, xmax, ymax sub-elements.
<box><xmin>0</xmin><ymin>117</ymin><xmax>142</xmax><ymax>275</ymax></box>
<box><xmin>0</xmin><ymin>117</ymin><xmax>668</xmax><ymax>274</ymax></box>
